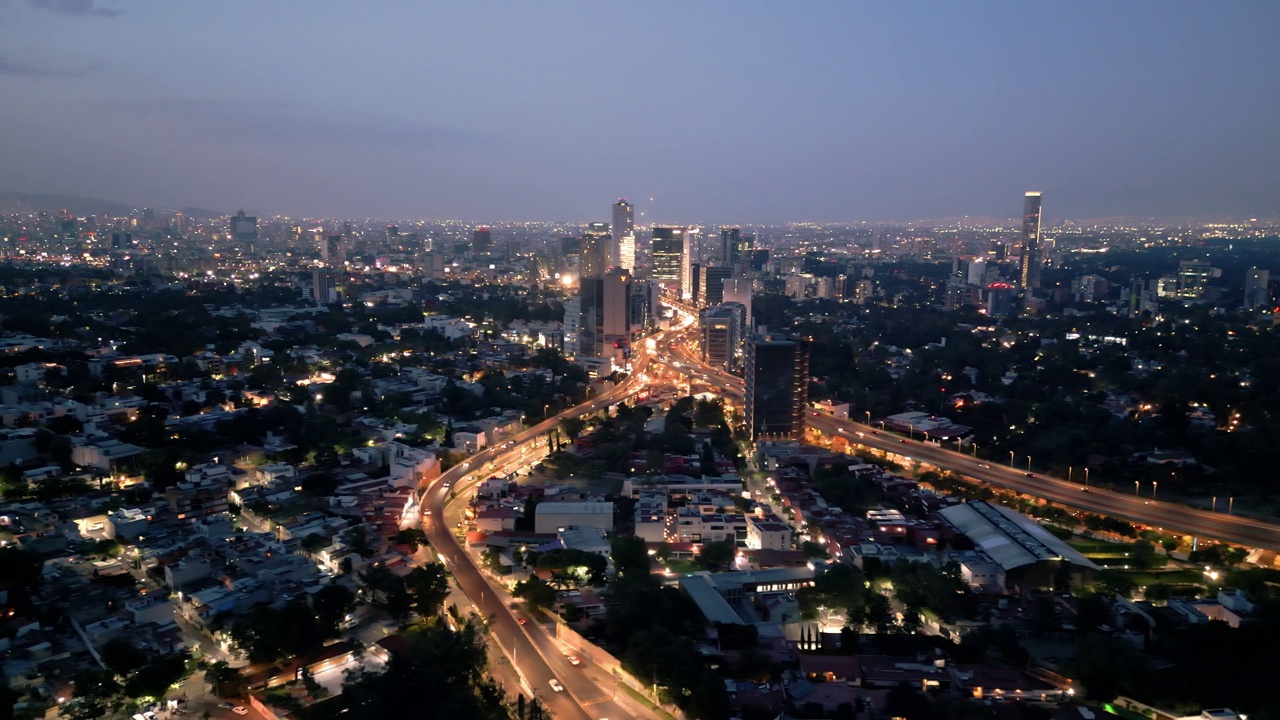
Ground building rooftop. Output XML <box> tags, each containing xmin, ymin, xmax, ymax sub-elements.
<box><xmin>937</xmin><ymin>501</ymin><xmax>1098</xmax><ymax>572</ymax></box>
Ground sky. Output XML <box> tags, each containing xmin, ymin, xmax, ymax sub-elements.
<box><xmin>1</xmin><ymin>1</ymin><xmax>1278</xmax><ymax>224</ymax></box>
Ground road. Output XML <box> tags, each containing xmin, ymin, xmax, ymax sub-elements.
<box><xmin>420</xmin><ymin>317</ymin><xmax>693</xmax><ymax>720</ymax></box>
<box><xmin>659</xmin><ymin>307</ymin><xmax>1280</xmax><ymax>553</ymax></box>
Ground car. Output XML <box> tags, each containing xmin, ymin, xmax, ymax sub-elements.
<box><xmin>424</xmin><ymin>509</ymin><xmax>431</xmax><ymax>515</ymax></box>
<box><xmin>1024</xmin><ymin>472</ymin><xmax>1036</xmax><ymax>477</ymax></box>
<box><xmin>567</xmin><ymin>655</ymin><xmax>581</xmax><ymax>666</ymax></box>
<box><xmin>517</xmin><ymin>617</ymin><xmax>528</xmax><ymax>626</ymax></box>
<box><xmin>549</xmin><ymin>679</ymin><xmax>564</xmax><ymax>692</ymax></box>
<box><xmin>977</xmin><ymin>463</ymin><xmax>990</xmax><ymax>469</ymax></box>
<box><xmin>899</xmin><ymin>439</ymin><xmax>907</xmax><ymax>443</ymax></box>
<box><xmin>232</xmin><ymin>708</ymin><xmax>249</xmax><ymax>716</ymax></box>
<box><xmin>218</xmin><ymin>704</ymin><xmax>234</xmax><ymax>710</ymax></box>
<box><xmin>1082</xmin><ymin>488</ymin><xmax>1093</xmax><ymax>493</ymax></box>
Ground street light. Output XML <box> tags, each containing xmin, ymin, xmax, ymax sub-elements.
<box><xmin>1008</xmin><ymin>450</ymin><xmax>1015</xmax><ymax>467</ymax></box>
<box><xmin>1152</xmin><ymin>481</ymin><xmax>1158</xmax><ymax>499</ymax></box>
<box><xmin>1134</xmin><ymin>480</ymin><xmax>1140</xmax><ymax>496</ymax></box>
<box><xmin>972</xmin><ymin>442</ymin><xmax>978</xmax><ymax>457</ymax></box>
<box><xmin>1026</xmin><ymin>456</ymin><xmax>1032</xmax><ymax>473</ymax></box>
<box><xmin>865</xmin><ymin>410</ymin><xmax>871</xmax><ymax>425</ymax></box>
<box><xmin>1084</xmin><ymin>468</ymin><xmax>1089</xmax><ymax>487</ymax></box>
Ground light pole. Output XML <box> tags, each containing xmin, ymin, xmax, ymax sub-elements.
<box><xmin>1228</xmin><ymin>497</ymin><xmax>1234</xmax><ymax>515</ymax></box>
<box><xmin>1026</xmin><ymin>456</ymin><xmax>1032</xmax><ymax>473</ymax></box>
<box><xmin>1152</xmin><ymin>481</ymin><xmax>1158</xmax><ymax>499</ymax></box>
<box><xmin>1085</xmin><ymin>468</ymin><xmax>1089</xmax><ymax>487</ymax></box>
<box><xmin>1068</xmin><ymin>466</ymin><xmax>1073</xmax><ymax>483</ymax></box>
<box><xmin>1134</xmin><ymin>480</ymin><xmax>1140</xmax><ymax>496</ymax></box>
<box><xmin>1008</xmin><ymin>450</ymin><xmax>1015</xmax><ymax>467</ymax></box>
<box><xmin>865</xmin><ymin>410</ymin><xmax>871</xmax><ymax>425</ymax></box>
<box><xmin>972</xmin><ymin>442</ymin><xmax>978</xmax><ymax>457</ymax></box>
<box><xmin>1212</xmin><ymin>496</ymin><xmax>1217</xmax><ymax>512</ymax></box>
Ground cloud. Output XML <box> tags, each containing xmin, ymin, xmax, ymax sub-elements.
<box><xmin>0</xmin><ymin>54</ymin><xmax>97</xmax><ymax>77</ymax></box>
<box><xmin>26</xmin><ymin>0</ymin><xmax>119</xmax><ymax>17</ymax></box>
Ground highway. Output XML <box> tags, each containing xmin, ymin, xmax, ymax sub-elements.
<box><xmin>659</xmin><ymin>310</ymin><xmax>1280</xmax><ymax>554</ymax></box>
<box><xmin>420</xmin><ymin>317</ymin><xmax>693</xmax><ymax>720</ymax></box>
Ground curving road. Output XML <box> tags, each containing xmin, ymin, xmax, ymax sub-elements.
<box><xmin>659</xmin><ymin>311</ymin><xmax>1280</xmax><ymax>553</ymax></box>
<box><xmin>420</xmin><ymin>317</ymin><xmax>693</xmax><ymax>720</ymax></box>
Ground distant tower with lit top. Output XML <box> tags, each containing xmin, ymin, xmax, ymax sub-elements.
<box><xmin>1018</xmin><ymin>192</ymin><xmax>1042</xmax><ymax>290</ymax></box>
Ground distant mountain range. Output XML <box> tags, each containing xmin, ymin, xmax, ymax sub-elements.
<box><xmin>0</xmin><ymin>191</ymin><xmax>222</xmax><ymax>219</ymax></box>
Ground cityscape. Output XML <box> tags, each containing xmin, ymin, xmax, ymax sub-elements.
<box><xmin>2</xmin><ymin>4</ymin><xmax>1280</xmax><ymax>720</ymax></box>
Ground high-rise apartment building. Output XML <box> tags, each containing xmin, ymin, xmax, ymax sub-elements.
<box><xmin>580</xmin><ymin>222</ymin><xmax>612</xmax><ymax>278</ymax></box>
<box><xmin>1177</xmin><ymin>259</ymin><xmax>1220</xmax><ymax>300</ymax></box>
<box><xmin>312</xmin><ymin>267</ymin><xmax>337</xmax><ymax>305</ymax></box>
<box><xmin>1244</xmin><ymin>267</ymin><xmax>1270</xmax><ymax>310</ymax></box>
<box><xmin>744</xmin><ymin>335</ymin><xmax>810</xmax><ymax>442</ymax></box>
<box><xmin>612</xmin><ymin>199</ymin><xmax>634</xmax><ymax>268</ymax></box>
<box><xmin>651</xmin><ymin>226</ymin><xmax>684</xmax><ymax>294</ymax></box>
<box><xmin>722</xmin><ymin>277</ymin><xmax>753</xmax><ymax>331</ymax></box>
<box><xmin>617</xmin><ymin>233</ymin><xmax>637</xmax><ymax>272</ymax></box>
<box><xmin>472</xmin><ymin>227</ymin><xmax>493</xmax><ymax>254</ymax></box>
<box><xmin>1018</xmin><ymin>192</ymin><xmax>1042</xmax><ymax>290</ymax></box>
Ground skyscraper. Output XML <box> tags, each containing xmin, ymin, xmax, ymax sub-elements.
<box><xmin>612</xmin><ymin>199</ymin><xmax>634</xmax><ymax>268</ymax></box>
<box><xmin>578</xmin><ymin>268</ymin><xmax>632</xmax><ymax>359</ymax></box>
<box><xmin>580</xmin><ymin>222</ymin><xmax>612</xmax><ymax>278</ymax></box>
<box><xmin>651</xmin><ymin>226</ymin><xmax>684</xmax><ymax>294</ymax></box>
<box><xmin>231</xmin><ymin>210</ymin><xmax>258</xmax><ymax>253</ymax></box>
<box><xmin>724</xmin><ymin>228</ymin><xmax>754</xmax><ymax>274</ymax></box>
<box><xmin>697</xmin><ymin>265</ymin><xmax>733</xmax><ymax>308</ymax></box>
<box><xmin>745</xmin><ymin>335</ymin><xmax>810</xmax><ymax>442</ymax></box>
<box><xmin>700</xmin><ymin>305</ymin><xmax>738</xmax><ymax>372</ymax></box>
<box><xmin>472</xmin><ymin>226</ymin><xmax>493</xmax><ymax>254</ymax></box>
<box><xmin>1018</xmin><ymin>192</ymin><xmax>1042</xmax><ymax>290</ymax></box>
<box><xmin>312</xmin><ymin>267</ymin><xmax>337</xmax><ymax>305</ymax></box>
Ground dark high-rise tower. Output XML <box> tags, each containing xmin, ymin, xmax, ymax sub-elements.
<box><xmin>745</xmin><ymin>335</ymin><xmax>810</xmax><ymax>441</ymax></box>
<box><xmin>1018</xmin><ymin>192</ymin><xmax>1042</xmax><ymax>290</ymax></box>
<box><xmin>230</xmin><ymin>210</ymin><xmax>258</xmax><ymax>253</ymax></box>
<box><xmin>472</xmin><ymin>226</ymin><xmax>493</xmax><ymax>254</ymax></box>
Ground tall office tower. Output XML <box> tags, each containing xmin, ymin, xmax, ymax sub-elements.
<box><xmin>231</xmin><ymin>210</ymin><xmax>258</xmax><ymax>253</ymax></box>
<box><xmin>1177</xmin><ymin>259</ymin><xmax>1220</xmax><ymax>300</ymax></box>
<box><xmin>56</xmin><ymin>209</ymin><xmax>76</xmax><ymax>242</ymax></box>
<box><xmin>724</xmin><ymin>228</ymin><xmax>754</xmax><ymax>274</ymax></box>
<box><xmin>472</xmin><ymin>226</ymin><xmax>493</xmax><ymax>254</ymax></box>
<box><xmin>967</xmin><ymin>258</ymin><xmax>987</xmax><ymax>286</ymax></box>
<box><xmin>385</xmin><ymin>225</ymin><xmax>399</xmax><ymax>243</ymax></box>
<box><xmin>744</xmin><ymin>335</ymin><xmax>810</xmax><ymax>442</ymax></box>
<box><xmin>612</xmin><ymin>199</ymin><xmax>634</xmax><ymax>267</ymax></box>
<box><xmin>580</xmin><ymin>222</ymin><xmax>612</xmax><ymax>278</ymax></box>
<box><xmin>617</xmin><ymin>232</ymin><xmax>637</xmax><ymax>272</ymax></box>
<box><xmin>687</xmin><ymin>263</ymin><xmax>701</xmax><ymax>306</ymax></box>
<box><xmin>1018</xmin><ymin>192</ymin><xmax>1043</xmax><ymax>290</ymax></box>
<box><xmin>651</xmin><ymin>226</ymin><xmax>684</xmax><ymax>294</ymax></box>
<box><xmin>718</xmin><ymin>227</ymin><xmax>740</xmax><ymax>267</ymax></box>
<box><xmin>989</xmin><ymin>239</ymin><xmax>1006</xmax><ymax>261</ymax></box>
<box><xmin>1244</xmin><ymin>267</ymin><xmax>1270</xmax><ymax>310</ymax></box>
<box><xmin>173</xmin><ymin>211</ymin><xmax>186</xmax><ymax>232</ymax></box>
<box><xmin>722</xmin><ymin>276</ymin><xmax>753</xmax><ymax>331</ymax></box>
<box><xmin>986</xmin><ymin>282</ymin><xmax>1014</xmax><ymax>316</ymax></box>
<box><xmin>720</xmin><ymin>301</ymin><xmax>749</xmax><ymax>366</ymax></box>
<box><xmin>680</xmin><ymin>240</ymin><xmax>698</xmax><ymax>300</ymax></box>
<box><xmin>562</xmin><ymin>296</ymin><xmax>581</xmax><ymax>354</ymax></box>
<box><xmin>578</xmin><ymin>268</ymin><xmax>632</xmax><ymax>358</ymax></box>
<box><xmin>629</xmin><ymin>280</ymin><xmax>656</xmax><ymax>333</ymax></box>
<box><xmin>506</xmin><ymin>238</ymin><xmax>522</xmax><ymax>258</ymax></box>
<box><xmin>700</xmin><ymin>305</ymin><xmax>738</xmax><ymax>372</ymax></box>
<box><xmin>698</xmin><ymin>265</ymin><xmax>733</xmax><ymax>307</ymax></box>
<box><xmin>422</xmin><ymin>252</ymin><xmax>446</xmax><ymax>280</ymax></box>
<box><xmin>312</xmin><ymin>267</ymin><xmax>337</xmax><ymax>305</ymax></box>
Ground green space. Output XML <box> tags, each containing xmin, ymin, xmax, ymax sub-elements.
<box><xmin>617</xmin><ymin>682</ymin><xmax>679</xmax><ymax>720</ymax></box>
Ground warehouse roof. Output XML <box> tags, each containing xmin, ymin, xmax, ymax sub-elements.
<box><xmin>938</xmin><ymin>501</ymin><xmax>1098</xmax><ymax>572</ymax></box>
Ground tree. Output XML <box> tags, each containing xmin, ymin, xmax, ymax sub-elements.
<box><xmin>695</xmin><ymin>540</ymin><xmax>736</xmax><ymax>571</ymax></box>
<box><xmin>229</xmin><ymin>601</ymin><xmax>324</xmax><ymax>663</ymax></box>
<box><xmin>559</xmin><ymin>416</ymin><xmax>586</xmax><ymax>441</ymax></box>
<box><xmin>204</xmin><ymin>661</ymin><xmax>242</xmax><ymax>697</ymax></box>
<box><xmin>512</xmin><ymin>576</ymin><xmax>558</xmax><ymax>612</ymax></box>
<box><xmin>394</xmin><ymin>528</ymin><xmax>428</xmax><ymax>551</ymax></box>
<box><xmin>312</xmin><ymin>584</ymin><xmax>356</xmax><ymax>636</ymax></box>
<box><xmin>690</xmin><ymin>669</ymin><xmax>731</xmax><ymax>720</ymax></box>
<box><xmin>101</xmin><ymin>638</ymin><xmax>148</xmax><ymax>677</ymax></box>
<box><xmin>610</xmin><ymin>535</ymin><xmax>651</xmax><ymax>577</ymax></box>
<box><xmin>404</xmin><ymin>564</ymin><xmax>450</xmax><ymax>618</ymax></box>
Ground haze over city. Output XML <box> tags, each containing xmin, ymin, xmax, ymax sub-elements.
<box><xmin>2</xmin><ymin>0</ymin><xmax>1279</xmax><ymax>223</ymax></box>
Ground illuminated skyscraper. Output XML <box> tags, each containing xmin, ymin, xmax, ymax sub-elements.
<box><xmin>578</xmin><ymin>267</ymin><xmax>632</xmax><ymax>359</ymax></box>
<box><xmin>1018</xmin><ymin>192</ymin><xmax>1042</xmax><ymax>290</ymax></box>
<box><xmin>651</xmin><ymin>226</ymin><xmax>684</xmax><ymax>294</ymax></box>
<box><xmin>1244</xmin><ymin>267</ymin><xmax>1270</xmax><ymax>310</ymax></box>
<box><xmin>745</xmin><ymin>335</ymin><xmax>810</xmax><ymax>441</ymax></box>
<box><xmin>612</xmin><ymin>199</ymin><xmax>634</xmax><ymax>268</ymax></box>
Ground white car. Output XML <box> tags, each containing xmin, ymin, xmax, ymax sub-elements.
<box><xmin>232</xmin><ymin>708</ymin><xmax>249</xmax><ymax>716</ymax></box>
<box><xmin>549</xmin><ymin>679</ymin><xmax>564</xmax><ymax>693</ymax></box>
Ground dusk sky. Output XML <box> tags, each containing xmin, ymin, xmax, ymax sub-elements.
<box><xmin>2</xmin><ymin>1</ymin><xmax>1278</xmax><ymax>223</ymax></box>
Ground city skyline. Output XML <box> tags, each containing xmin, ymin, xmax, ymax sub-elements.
<box><xmin>2</xmin><ymin>2</ymin><xmax>1279</xmax><ymax>223</ymax></box>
